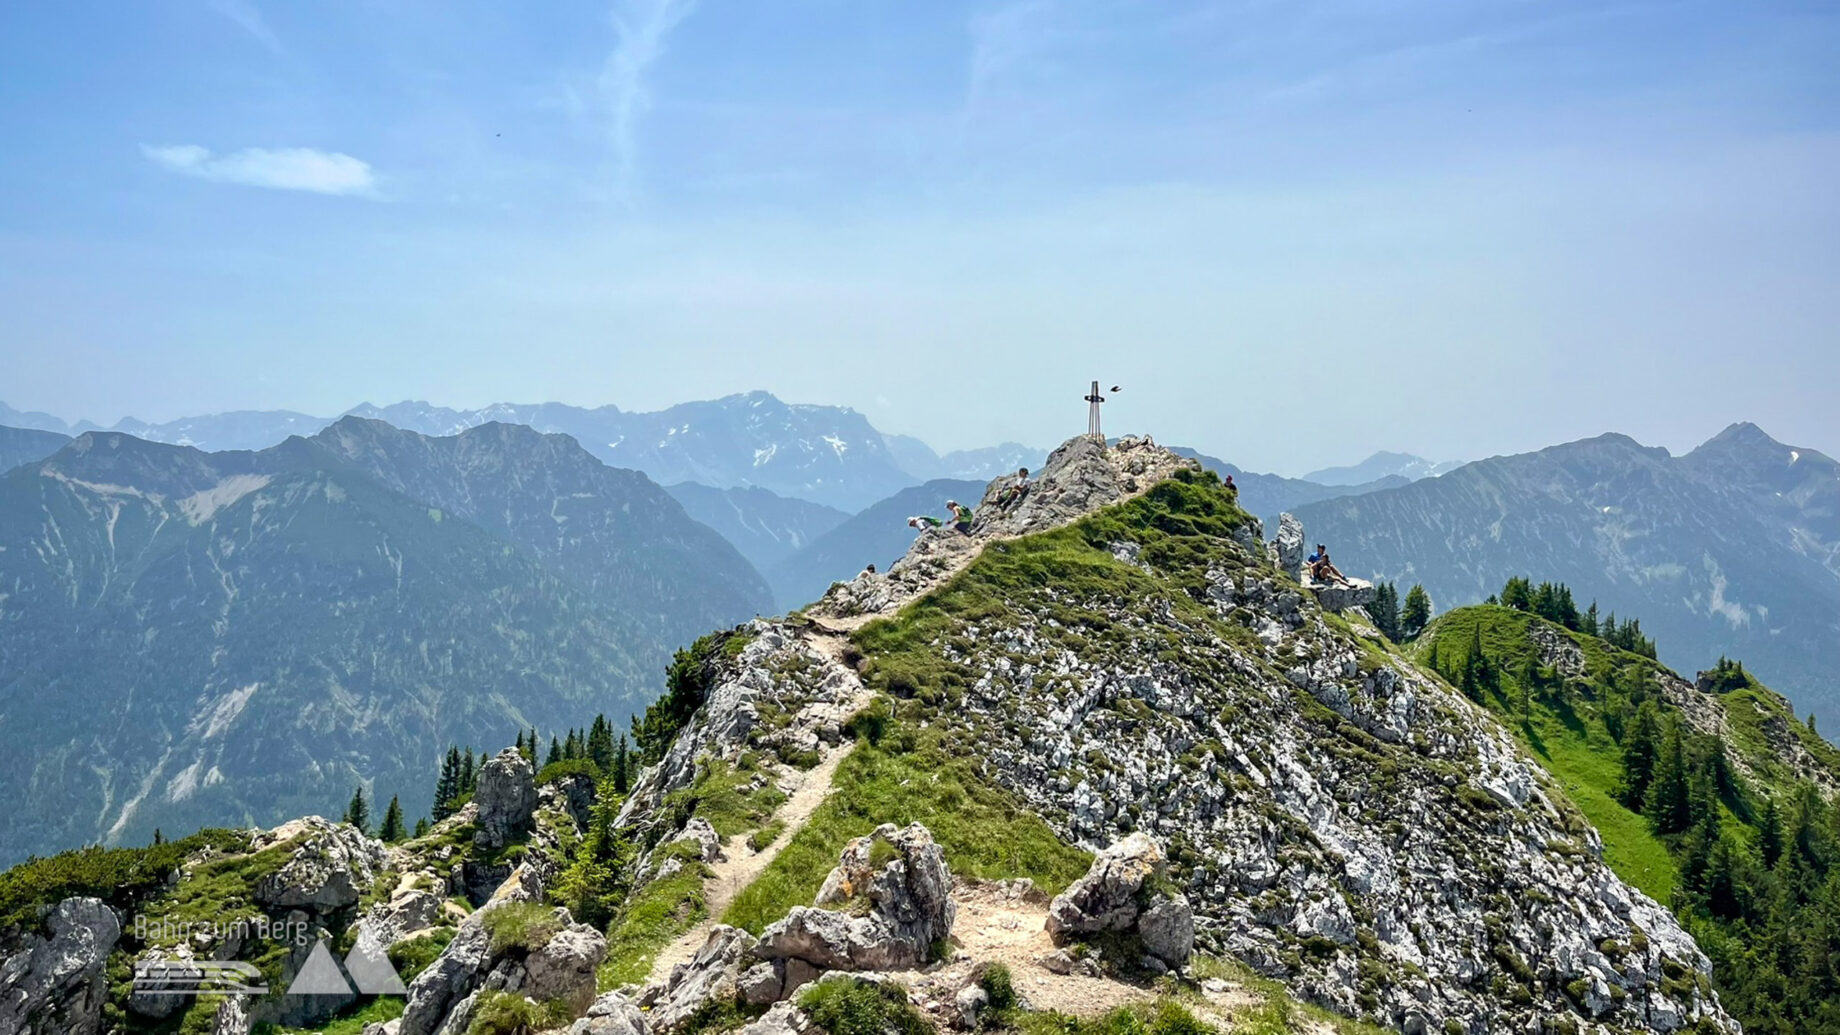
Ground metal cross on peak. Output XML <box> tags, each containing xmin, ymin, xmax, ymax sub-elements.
<box><xmin>1084</xmin><ymin>381</ymin><xmax>1120</xmax><ymax>445</ymax></box>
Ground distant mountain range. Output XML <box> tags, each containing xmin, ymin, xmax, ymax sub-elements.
<box><xmin>1301</xmin><ymin>450</ymin><xmax>1461</xmax><ymax>485</ymax></box>
<box><xmin>1170</xmin><ymin>447</ymin><xmax>1409</xmax><ymax>533</ymax></box>
<box><xmin>0</xmin><ymin>419</ymin><xmax>770</xmax><ymax>864</ymax></box>
<box><xmin>765</xmin><ymin>478</ymin><xmax>988</xmax><ymax>610</ymax></box>
<box><xmin>664</xmin><ymin>482</ymin><xmax>849</xmax><ymax>577</ymax></box>
<box><xmin>0</xmin><ymin>425</ymin><xmax>69</xmax><ymax>474</ymax></box>
<box><xmin>882</xmin><ymin>435</ymin><xmax>1045</xmax><ymax>483</ymax></box>
<box><xmin>7</xmin><ymin>395</ymin><xmax>1040</xmax><ymax>512</ymax></box>
<box><xmin>1293</xmin><ymin>422</ymin><xmax>1840</xmax><ymax>726</ymax></box>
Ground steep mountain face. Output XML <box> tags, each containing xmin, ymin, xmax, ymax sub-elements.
<box><xmin>0</xmin><ymin>425</ymin><xmax>69</xmax><ymax>473</ymax></box>
<box><xmin>1292</xmin><ymin>424</ymin><xmax>1840</xmax><ymax>727</ymax></box>
<box><xmin>763</xmin><ymin>478</ymin><xmax>986</xmax><ymax>611</ymax></box>
<box><xmin>308</xmin><ymin>417</ymin><xmax>773</xmax><ymax>642</ymax></box>
<box><xmin>349</xmin><ymin>392</ymin><xmax>916</xmax><ymax>510</ymax></box>
<box><xmin>606</xmin><ymin>439</ymin><xmax>1736</xmax><ymax>1033</ymax></box>
<box><xmin>0</xmin><ymin>437</ymin><xmax>1758</xmax><ymax>1035</ymax></box>
<box><xmin>665</xmin><ymin>481</ymin><xmax>849</xmax><ymax>580</ymax></box>
<box><xmin>0</xmin><ymin>424</ymin><xmax>766</xmax><ymax>864</ymax></box>
<box><xmin>1417</xmin><ymin>603</ymin><xmax>1840</xmax><ymax>1032</ymax></box>
<box><xmin>1303</xmin><ymin>451</ymin><xmax>1460</xmax><ymax>486</ymax></box>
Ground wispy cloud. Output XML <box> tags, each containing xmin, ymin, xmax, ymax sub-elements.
<box><xmin>207</xmin><ymin>0</ymin><xmax>282</xmax><ymax>54</ymax></box>
<box><xmin>598</xmin><ymin>0</ymin><xmax>697</xmax><ymax>196</ymax></box>
<box><xmin>141</xmin><ymin>145</ymin><xmax>378</xmax><ymax>196</ymax></box>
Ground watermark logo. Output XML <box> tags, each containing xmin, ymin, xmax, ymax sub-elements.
<box><xmin>131</xmin><ymin>926</ymin><xmax>407</xmax><ymax>999</ymax></box>
<box><xmin>131</xmin><ymin>959</ymin><xmax>269</xmax><ymax>996</ymax></box>
<box><xmin>284</xmin><ymin>931</ymin><xmax>407</xmax><ymax>997</ymax></box>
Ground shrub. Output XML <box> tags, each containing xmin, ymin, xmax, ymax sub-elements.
<box><xmin>0</xmin><ymin>828</ymin><xmax>249</xmax><ymax>933</ymax></box>
<box><xmin>466</xmin><ymin>991</ymin><xmax>573</xmax><ymax>1035</ymax></box>
<box><xmin>537</xmin><ymin>758</ymin><xmax>600</xmax><ymax>785</ymax></box>
<box><xmin>800</xmin><ymin>977</ymin><xmax>935</xmax><ymax>1035</ymax></box>
<box><xmin>480</xmin><ymin>902</ymin><xmax>563</xmax><ymax>956</ymax></box>
<box><xmin>847</xmin><ymin>698</ymin><xmax>894</xmax><ymax>747</ymax></box>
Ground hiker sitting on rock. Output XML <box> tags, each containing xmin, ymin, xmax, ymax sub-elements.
<box><xmin>946</xmin><ymin>499</ymin><xmax>974</xmax><ymax>534</ymax></box>
<box><xmin>999</xmin><ymin>467</ymin><xmax>1031</xmax><ymax>508</ymax></box>
<box><xmin>857</xmin><ymin>563</ymin><xmax>877</xmax><ymax>579</ymax></box>
<box><xmin>1307</xmin><ymin>544</ymin><xmax>1352</xmax><ymax>586</ymax></box>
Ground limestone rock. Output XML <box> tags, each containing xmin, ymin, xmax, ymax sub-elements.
<box><xmin>1307</xmin><ymin>575</ymin><xmax>1376</xmax><ymax>614</ymax></box>
<box><xmin>1047</xmin><ymin>832</ymin><xmax>1163</xmax><ymax>937</ymax></box>
<box><xmin>254</xmin><ymin>817</ymin><xmax>390</xmax><ymax>915</ymax></box>
<box><xmin>361</xmin><ymin>886</ymin><xmax>445</xmax><ymax>948</ymax></box>
<box><xmin>1136</xmin><ymin>898</ymin><xmax>1195</xmax><ymax>968</ymax></box>
<box><xmin>473</xmin><ymin>748</ymin><xmax>538</xmax><ymax>851</ymax></box>
<box><xmin>0</xmin><ymin>897</ymin><xmax>121</xmax><ymax>1035</ymax></box>
<box><xmin>397</xmin><ymin>911</ymin><xmax>495</xmax><ymax>1035</ymax></box>
<box><xmin>523</xmin><ymin>923</ymin><xmax>608</xmax><ymax>1015</ymax></box>
<box><xmin>569</xmin><ymin>990</ymin><xmax>651</xmax><ymax>1035</ymax></box>
<box><xmin>648</xmin><ymin>925</ymin><xmax>757</xmax><ymax>1031</ymax></box>
<box><xmin>758</xmin><ymin>822</ymin><xmax>954</xmax><ymax>971</ymax></box>
<box><xmin>212</xmin><ymin>995</ymin><xmax>252</xmax><ymax>1035</ymax></box>
<box><xmin>1046</xmin><ymin>832</ymin><xmax>1192</xmax><ymax>968</ymax></box>
<box><xmin>1272</xmin><ymin>513</ymin><xmax>1305</xmax><ymax>582</ymax></box>
<box><xmin>669</xmin><ymin>818</ymin><xmax>725</xmax><ymax>865</ymax></box>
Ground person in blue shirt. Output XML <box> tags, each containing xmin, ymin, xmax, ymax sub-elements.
<box><xmin>1308</xmin><ymin>544</ymin><xmax>1352</xmax><ymax>586</ymax></box>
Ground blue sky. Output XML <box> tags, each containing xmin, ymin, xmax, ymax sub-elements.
<box><xmin>1</xmin><ymin>0</ymin><xmax>1836</xmax><ymax>473</ymax></box>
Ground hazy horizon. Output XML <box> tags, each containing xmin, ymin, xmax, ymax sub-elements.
<box><xmin>3</xmin><ymin>0</ymin><xmax>1835</xmax><ymax>474</ymax></box>
<box><xmin>2</xmin><ymin>389</ymin><xmax>1824</xmax><ymax>484</ymax></box>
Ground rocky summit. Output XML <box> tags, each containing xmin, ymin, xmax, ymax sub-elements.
<box><xmin>6</xmin><ymin>431</ymin><xmax>1820</xmax><ymax>1035</ymax></box>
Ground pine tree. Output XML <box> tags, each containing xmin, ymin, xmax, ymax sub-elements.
<box><xmin>614</xmin><ymin>734</ymin><xmax>631</xmax><ymax>795</ymax></box>
<box><xmin>1618</xmin><ymin>701</ymin><xmax>1661</xmax><ymax>810</ymax></box>
<box><xmin>462</xmin><ymin>748</ymin><xmax>476</xmax><ymax>793</ymax></box>
<box><xmin>434</xmin><ymin>747</ymin><xmax>461</xmax><ymax>820</ymax></box>
<box><xmin>152</xmin><ymin>829</ymin><xmax>164</xmax><ymax>846</ymax></box>
<box><xmin>379</xmin><ymin>795</ymin><xmax>406</xmax><ymax>842</ymax></box>
<box><xmin>1517</xmin><ymin>655</ymin><xmax>1538</xmax><ymax>722</ymax></box>
<box><xmin>1370</xmin><ymin>582</ymin><xmax>1401</xmax><ymax>641</ymax></box>
<box><xmin>1648</xmin><ymin>722</ymin><xmax>1694</xmax><ymax>835</ymax></box>
<box><xmin>413</xmin><ymin>817</ymin><xmax>430</xmax><ymax>838</ymax></box>
<box><xmin>344</xmin><ymin>785</ymin><xmax>372</xmax><ymax>834</ymax></box>
<box><xmin>589</xmin><ymin>715</ymin><xmax>616</xmax><ymax>773</ymax></box>
<box><xmin>1401</xmin><ymin>585</ymin><xmax>1431</xmax><ymax>639</ymax></box>
<box><xmin>515</xmin><ymin>730</ymin><xmax>526</xmax><ymax>758</ymax></box>
<box><xmin>565</xmin><ymin>729</ymin><xmax>583</xmax><ymax>761</ymax></box>
<box><xmin>1500</xmin><ymin>576</ymin><xmax>1533</xmax><ymax>611</ymax></box>
<box><xmin>547</xmin><ymin>736</ymin><xmax>564</xmax><ymax>766</ymax></box>
<box><xmin>1759</xmin><ymin>795</ymin><xmax>1785</xmax><ymax>868</ymax></box>
<box><xmin>1583</xmin><ymin>601</ymin><xmax>1600</xmax><ymax>637</ymax></box>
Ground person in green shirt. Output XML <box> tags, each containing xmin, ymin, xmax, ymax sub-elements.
<box><xmin>946</xmin><ymin>499</ymin><xmax>974</xmax><ymax>534</ymax></box>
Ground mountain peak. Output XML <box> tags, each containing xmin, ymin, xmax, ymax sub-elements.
<box><xmin>1692</xmin><ymin>420</ymin><xmax>1786</xmax><ymax>456</ymax></box>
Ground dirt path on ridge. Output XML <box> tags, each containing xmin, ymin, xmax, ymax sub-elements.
<box><xmin>644</xmin><ymin>739</ymin><xmax>857</xmax><ymax>985</ymax></box>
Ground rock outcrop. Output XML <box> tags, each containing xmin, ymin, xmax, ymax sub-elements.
<box><xmin>816</xmin><ymin>436</ymin><xmax>1199</xmax><ymax>622</ymax></box>
<box><xmin>1046</xmin><ymin>833</ymin><xmax>1194</xmax><ymax>970</ymax></box>
<box><xmin>606</xmin><ymin>437</ymin><xmax>1737</xmax><ymax>1033</ymax></box>
<box><xmin>1272</xmin><ymin>512</ymin><xmax>1305</xmax><ymax>582</ymax></box>
<box><xmin>758</xmin><ymin>823</ymin><xmax>954</xmax><ymax>972</ymax></box>
<box><xmin>0</xmin><ymin>897</ymin><xmax>121</xmax><ymax>1035</ymax></box>
<box><xmin>253</xmin><ymin>817</ymin><xmax>390</xmax><ymax>914</ymax></box>
<box><xmin>398</xmin><ymin>903</ymin><xmax>605</xmax><ymax>1035</ymax></box>
<box><xmin>474</xmin><ymin>748</ymin><xmax>539</xmax><ymax>851</ymax></box>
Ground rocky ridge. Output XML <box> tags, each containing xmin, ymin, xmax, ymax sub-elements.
<box><xmin>599</xmin><ymin>436</ymin><xmax>1736</xmax><ymax>1034</ymax></box>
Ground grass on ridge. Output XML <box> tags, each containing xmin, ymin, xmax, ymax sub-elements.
<box><xmin>722</xmin><ymin>723</ymin><xmax>1090</xmax><ymax>935</ymax></box>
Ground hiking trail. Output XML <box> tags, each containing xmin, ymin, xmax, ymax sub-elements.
<box><xmin>644</xmin><ymin>737</ymin><xmax>858</xmax><ymax>986</ymax></box>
